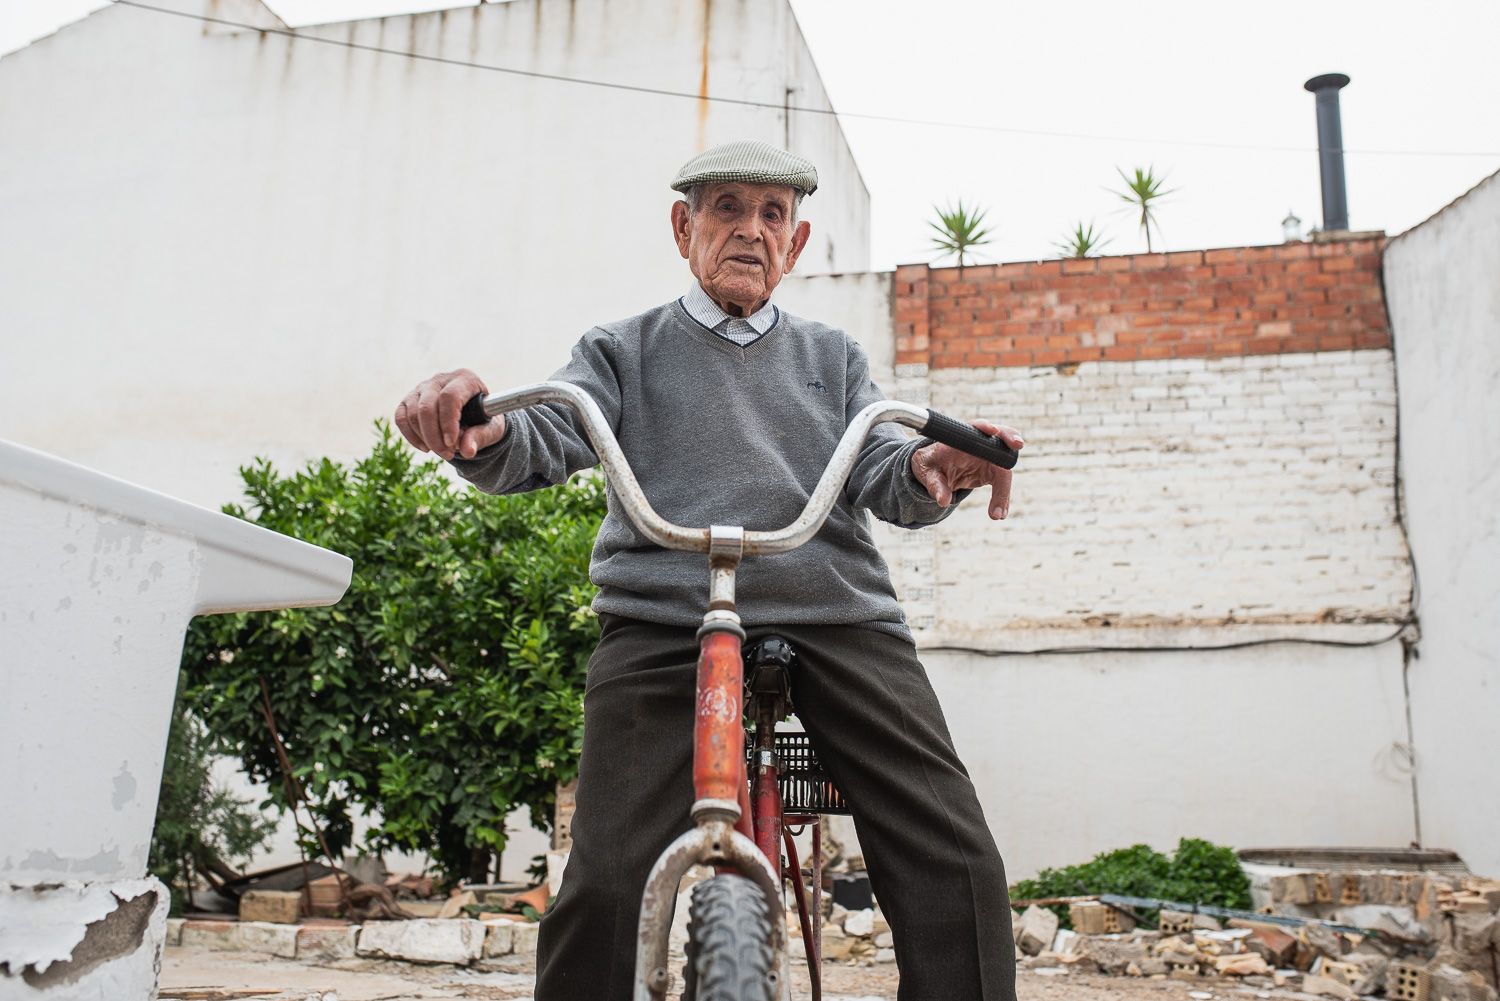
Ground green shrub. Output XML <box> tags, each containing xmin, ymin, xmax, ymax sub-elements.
<box><xmin>177</xmin><ymin>422</ymin><xmax>606</xmax><ymax>883</ymax></box>
<box><xmin>1011</xmin><ymin>838</ymin><xmax>1251</xmax><ymax>928</ymax></box>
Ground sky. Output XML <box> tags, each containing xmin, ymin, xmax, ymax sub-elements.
<box><xmin>5</xmin><ymin>0</ymin><xmax>1498</xmax><ymax>269</ymax></box>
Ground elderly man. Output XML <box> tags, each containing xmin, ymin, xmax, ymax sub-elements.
<box><xmin>395</xmin><ymin>140</ymin><xmax>1021</xmax><ymax>1000</ymax></box>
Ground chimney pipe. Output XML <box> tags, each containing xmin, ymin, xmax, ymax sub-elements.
<box><xmin>1304</xmin><ymin>73</ymin><xmax>1351</xmax><ymax>232</ymax></box>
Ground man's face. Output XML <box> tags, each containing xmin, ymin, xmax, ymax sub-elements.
<box><xmin>671</xmin><ymin>182</ymin><xmax>812</xmax><ymax>315</ymax></box>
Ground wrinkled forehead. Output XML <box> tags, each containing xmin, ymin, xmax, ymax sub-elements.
<box><xmin>696</xmin><ymin>181</ymin><xmax>798</xmax><ymax>211</ymax></box>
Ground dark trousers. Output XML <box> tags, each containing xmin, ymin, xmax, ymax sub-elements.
<box><xmin>535</xmin><ymin>615</ymin><xmax>1017</xmax><ymax>1000</ymax></box>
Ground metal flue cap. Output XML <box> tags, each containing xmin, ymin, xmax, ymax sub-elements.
<box><xmin>1304</xmin><ymin>73</ymin><xmax>1351</xmax><ymax>93</ymax></box>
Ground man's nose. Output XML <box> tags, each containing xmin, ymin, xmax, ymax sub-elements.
<box><xmin>732</xmin><ymin>214</ymin><xmax>765</xmax><ymax>243</ymax></box>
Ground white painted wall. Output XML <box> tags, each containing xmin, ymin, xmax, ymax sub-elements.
<box><xmin>1383</xmin><ymin>169</ymin><xmax>1500</xmax><ymax>878</ymax></box>
<box><xmin>0</xmin><ymin>0</ymin><xmax>869</xmax><ymax>879</ymax></box>
<box><xmin>781</xmin><ymin>271</ymin><xmax>1421</xmax><ymax>879</ymax></box>
<box><xmin>924</xmin><ymin>353</ymin><xmax>1409</xmax><ymax>647</ymax></box>
<box><xmin>0</xmin><ymin>0</ymin><xmax>868</xmax><ymax>511</ymax></box>
<box><xmin>928</xmin><ymin>642</ymin><xmax>1415</xmax><ymax>879</ymax></box>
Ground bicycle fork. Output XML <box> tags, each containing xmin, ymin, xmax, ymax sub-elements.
<box><xmin>632</xmin><ymin>526</ymin><xmax>790</xmax><ymax>1001</ymax></box>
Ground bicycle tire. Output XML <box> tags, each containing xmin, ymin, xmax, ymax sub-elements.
<box><xmin>682</xmin><ymin>874</ymin><xmax>777</xmax><ymax>1001</ymax></box>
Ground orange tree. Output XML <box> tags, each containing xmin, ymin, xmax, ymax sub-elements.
<box><xmin>176</xmin><ymin>423</ymin><xmax>604</xmax><ymax>883</ymax></box>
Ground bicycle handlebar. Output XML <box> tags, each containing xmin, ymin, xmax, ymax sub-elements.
<box><xmin>460</xmin><ymin>382</ymin><xmax>1017</xmax><ymax>556</ymax></box>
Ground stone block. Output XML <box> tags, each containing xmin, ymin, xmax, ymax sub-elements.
<box><xmin>1076</xmin><ymin>936</ymin><xmax>1146</xmax><ymax>974</ymax></box>
<box><xmin>239</xmin><ymin>889</ymin><xmax>302</xmax><ymax>924</ymax></box>
<box><xmin>165</xmin><ymin>917</ymin><xmax>185</xmax><ymax>946</ymax></box>
<box><xmin>482</xmin><ymin>919</ymin><xmax>515</xmax><ymax>958</ymax></box>
<box><xmin>356</xmin><ymin>918</ymin><xmax>486</xmax><ymax>965</ymax></box>
<box><xmin>1016</xmin><ymin>905</ymin><xmax>1059</xmax><ymax>957</ymax></box>
<box><xmin>234</xmin><ymin>921</ymin><xmax>300</xmax><ymax>958</ymax></box>
<box><xmin>874</xmin><ymin>930</ymin><xmax>894</xmax><ymax>949</ymax></box>
<box><xmin>875</xmin><ymin>947</ymin><xmax>896</xmax><ymax>963</ymax></box>
<box><xmin>843</xmin><ymin>908</ymin><xmax>875</xmax><ymax>937</ymax></box>
<box><xmin>510</xmin><ymin>921</ymin><xmax>539</xmax><ymax>955</ymax></box>
<box><xmin>180</xmin><ymin>919</ymin><xmax>237</xmax><ymax>950</ymax></box>
<box><xmin>297</xmin><ymin>924</ymin><xmax>359</xmax><ymax>960</ymax></box>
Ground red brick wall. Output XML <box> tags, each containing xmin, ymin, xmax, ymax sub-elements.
<box><xmin>893</xmin><ymin>236</ymin><xmax>1389</xmax><ymax>368</ymax></box>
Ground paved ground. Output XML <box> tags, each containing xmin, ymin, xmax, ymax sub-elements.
<box><xmin>160</xmin><ymin>945</ymin><xmax>1307</xmax><ymax>1001</ymax></box>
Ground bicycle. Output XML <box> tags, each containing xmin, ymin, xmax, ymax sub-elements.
<box><xmin>461</xmin><ymin>381</ymin><xmax>1018</xmax><ymax>1001</ymax></box>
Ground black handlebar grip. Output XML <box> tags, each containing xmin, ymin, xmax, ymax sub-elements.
<box><xmin>920</xmin><ymin>409</ymin><xmax>1019</xmax><ymax>469</ymax></box>
<box><xmin>459</xmin><ymin>392</ymin><xmax>490</xmax><ymax>429</ymax></box>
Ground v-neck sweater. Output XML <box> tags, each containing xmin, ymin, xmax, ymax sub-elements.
<box><xmin>449</xmin><ymin>299</ymin><xmax>960</xmax><ymax>637</ymax></box>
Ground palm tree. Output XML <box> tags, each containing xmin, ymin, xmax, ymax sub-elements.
<box><xmin>928</xmin><ymin>201</ymin><xmax>993</xmax><ymax>269</ymax></box>
<box><xmin>1112</xmin><ymin>166</ymin><xmax>1174</xmax><ymax>252</ymax></box>
<box><xmin>1055</xmin><ymin>221</ymin><xmax>1111</xmax><ymax>259</ymax></box>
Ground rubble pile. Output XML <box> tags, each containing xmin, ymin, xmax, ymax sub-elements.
<box><xmin>1012</xmin><ymin>872</ymin><xmax>1500</xmax><ymax>1000</ymax></box>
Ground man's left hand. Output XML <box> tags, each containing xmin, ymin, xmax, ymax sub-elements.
<box><xmin>910</xmin><ymin>420</ymin><xmax>1024</xmax><ymax>520</ymax></box>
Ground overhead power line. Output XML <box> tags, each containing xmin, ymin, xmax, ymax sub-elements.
<box><xmin>113</xmin><ymin>0</ymin><xmax>1500</xmax><ymax>160</ymax></box>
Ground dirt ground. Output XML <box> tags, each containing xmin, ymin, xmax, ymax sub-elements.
<box><xmin>161</xmin><ymin>945</ymin><xmax>1314</xmax><ymax>1000</ymax></box>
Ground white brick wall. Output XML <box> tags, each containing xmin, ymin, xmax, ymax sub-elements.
<box><xmin>879</xmin><ymin>351</ymin><xmax>1412</xmax><ymax>648</ymax></box>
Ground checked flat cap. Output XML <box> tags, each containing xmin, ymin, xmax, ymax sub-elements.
<box><xmin>670</xmin><ymin>139</ymin><xmax>819</xmax><ymax>196</ymax></box>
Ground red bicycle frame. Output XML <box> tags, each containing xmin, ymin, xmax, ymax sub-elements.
<box><xmin>460</xmin><ymin>380</ymin><xmax>1017</xmax><ymax>1001</ymax></box>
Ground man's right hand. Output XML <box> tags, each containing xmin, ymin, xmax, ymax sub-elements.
<box><xmin>394</xmin><ymin>368</ymin><xmax>507</xmax><ymax>461</ymax></box>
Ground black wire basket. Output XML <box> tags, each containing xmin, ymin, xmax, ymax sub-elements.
<box><xmin>746</xmin><ymin>731</ymin><xmax>851</xmax><ymax>815</ymax></box>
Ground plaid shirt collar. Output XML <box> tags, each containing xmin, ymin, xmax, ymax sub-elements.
<box><xmin>682</xmin><ymin>281</ymin><xmax>778</xmax><ymax>335</ymax></box>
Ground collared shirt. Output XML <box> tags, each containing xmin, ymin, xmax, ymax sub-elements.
<box><xmin>681</xmin><ymin>282</ymin><xmax>779</xmax><ymax>346</ymax></box>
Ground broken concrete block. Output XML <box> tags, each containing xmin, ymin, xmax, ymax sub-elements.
<box><xmin>1303</xmin><ymin>921</ymin><xmax>1346</xmax><ymax>960</ymax></box>
<box><xmin>239</xmin><ymin>889</ymin><xmax>301</xmax><ymax>925</ymax></box>
<box><xmin>843</xmin><ymin>907</ymin><xmax>875</xmax><ymax>937</ymax></box>
<box><xmin>1015</xmin><ymin>905</ymin><xmax>1059</xmax><ymax>957</ymax></box>
<box><xmin>1076</xmin><ymin>936</ymin><xmax>1146</xmax><ymax>974</ymax></box>
<box><xmin>1424</xmin><ymin>962</ymin><xmax>1500</xmax><ymax>1001</ymax></box>
<box><xmin>356</xmin><ymin>918</ymin><xmax>485</xmax><ymax>965</ymax></box>
<box><xmin>1333</xmin><ymin>903</ymin><xmax>1434</xmax><ymax>942</ymax></box>
<box><xmin>296</xmin><ymin>924</ymin><xmax>358</xmax><ymax>960</ymax></box>
<box><xmin>1302</xmin><ymin>973</ymin><xmax>1357</xmax><ymax>999</ymax></box>
<box><xmin>233</xmin><ymin>921</ymin><xmax>299</xmax><ymax>958</ymax></box>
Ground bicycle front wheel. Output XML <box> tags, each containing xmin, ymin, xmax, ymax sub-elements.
<box><xmin>682</xmin><ymin>874</ymin><xmax>777</xmax><ymax>1001</ymax></box>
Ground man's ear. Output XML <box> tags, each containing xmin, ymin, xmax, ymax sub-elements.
<box><xmin>670</xmin><ymin>200</ymin><xmax>692</xmax><ymax>260</ymax></box>
<box><xmin>782</xmin><ymin>219</ymin><xmax>812</xmax><ymax>274</ymax></box>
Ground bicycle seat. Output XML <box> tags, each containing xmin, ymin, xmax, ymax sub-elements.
<box><xmin>744</xmin><ymin>635</ymin><xmax>795</xmax><ymax>719</ymax></box>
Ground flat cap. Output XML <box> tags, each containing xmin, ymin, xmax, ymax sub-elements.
<box><xmin>670</xmin><ymin>139</ymin><xmax>818</xmax><ymax>197</ymax></box>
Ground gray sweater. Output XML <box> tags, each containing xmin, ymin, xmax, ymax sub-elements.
<box><xmin>450</xmin><ymin>299</ymin><xmax>960</xmax><ymax>637</ymax></box>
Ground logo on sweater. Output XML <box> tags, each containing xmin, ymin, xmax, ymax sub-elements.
<box><xmin>806</xmin><ymin>380</ymin><xmax>827</xmax><ymax>393</ymax></box>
